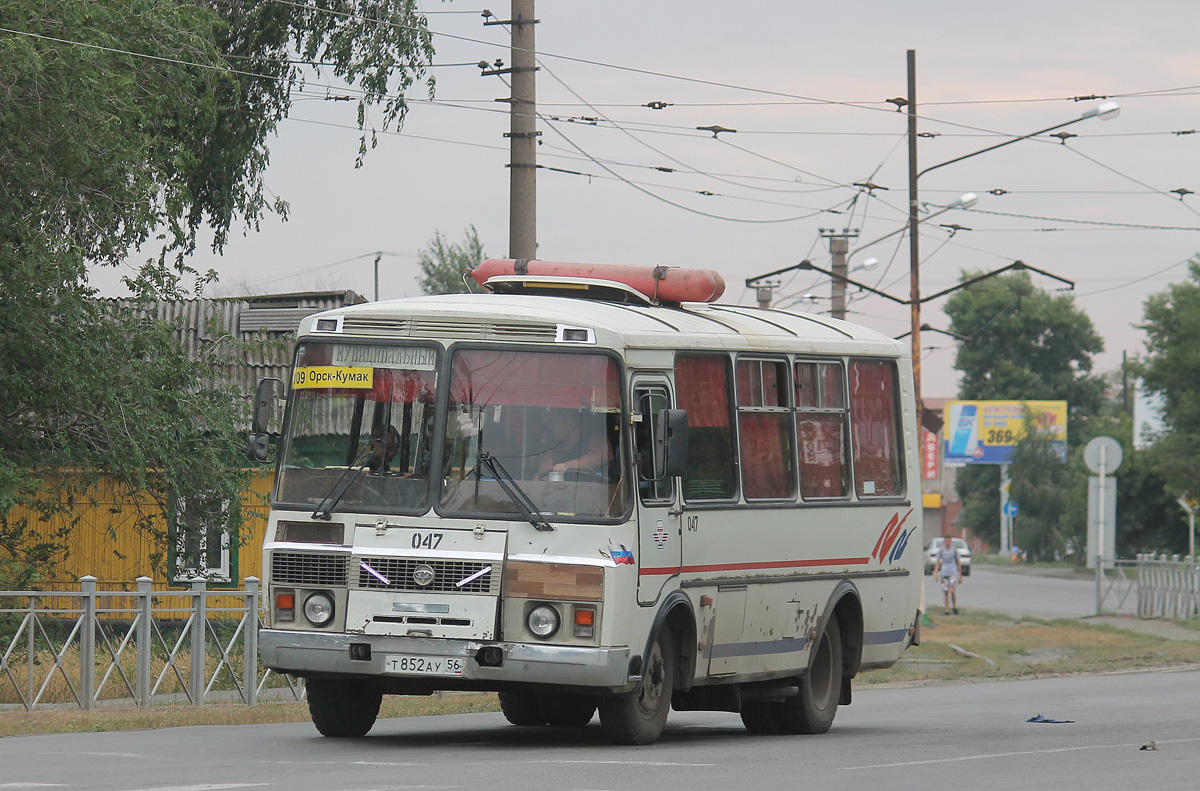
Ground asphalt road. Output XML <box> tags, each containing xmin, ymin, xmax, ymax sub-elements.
<box><xmin>924</xmin><ymin>563</ymin><xmax>1136</xmax><ymax>619</ymax></box>
<box><xmin>2</xmin><ymin>669</ymin><xmax>1198</xmax><ymax>791</ymax></box>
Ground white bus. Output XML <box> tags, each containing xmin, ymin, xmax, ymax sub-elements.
<box><xmin>250</xmin><ymin>260</ymin><xmax>924</xmax><ymax>745</ymax></box>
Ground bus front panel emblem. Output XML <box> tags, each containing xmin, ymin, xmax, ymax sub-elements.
<box><xmin>413</xmin><ymin>564</ymin><xmax>436</xmax><ymax>587</ymax></box>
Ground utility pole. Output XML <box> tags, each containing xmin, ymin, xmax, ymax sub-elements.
<box><xmin>906</xmin><ymin>49</ymin><xmax>922</xmax><ymax>409</ymax></box>
<box><xmin>820</xmin><ymin>229</ymin><xmax>859</xmax><ymax>320</ymax></box>
<box><xmin>507</xmin><ymin>0</ymin><xmax>538</xmax><ymax>259</ymax></box>
<box><xmin>482</xmin><ymin>3</ymin><xmax>538</xmax><ymax>258</ymax></box>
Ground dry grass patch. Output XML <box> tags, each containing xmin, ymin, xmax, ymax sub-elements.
<box><xmin>862</xmin><ymin>609</ymin><xmax>1200</xmax><ymax>685</ymax></box>
<box><xmin>0</xmin><ymin>692</ymin><xmax>500</xmax><ymax>738</ymax></box>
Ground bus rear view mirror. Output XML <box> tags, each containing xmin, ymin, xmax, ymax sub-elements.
<box><xmin>251</xmin><ymin>377</ymin><xmax>283</xmax><ymax>435</ymax></box>
<box><xmin>656</xmin><ymin>408</ymin><xmax>689</xmax><ymax>479</ymax></box>
<box><xmin>247</xmin><ymin>377</ymin><xmax>283</xmax><ymax>463</ymax></box>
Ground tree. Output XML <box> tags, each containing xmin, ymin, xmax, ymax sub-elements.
<box><xmin>1137</xmin><ymin>257</ymin><xmax>1200</xmax><ymax>498</ymax></box>
<box><xmin>417</xmin><ymin>226</ymin><xmax>487</xmax><ymax>295</ymax></box>
<box><xmin>0</xmin><ymin>1</ymin><xmax>434</xmax><ymax>585</ymax></box>
<box><xmin>944</xmin><ymin>271</ymin><xmax>1105</xmax><ymax>552</ymax></box>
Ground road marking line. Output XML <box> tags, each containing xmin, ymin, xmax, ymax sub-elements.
<box><xmin>132</xmin><ymin>787</ymin><xmax>270</xmax><ymax>791</ymax></box>
<box><xmin>842</xmin><ymin>736</ymin><xmax>1200</xmax><ymax>770</ymax></box>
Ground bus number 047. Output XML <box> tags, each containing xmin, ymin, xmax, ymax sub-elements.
<box><xmin>411</xmin><ymin>532</ymin><xmax>444</xmax><ymax>550</ymax></box>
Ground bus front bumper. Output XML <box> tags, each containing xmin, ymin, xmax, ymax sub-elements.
<box><xmin>259</xmin><ymin>629</ymin><xmax>634</xmax><ymax>691</ymax></box>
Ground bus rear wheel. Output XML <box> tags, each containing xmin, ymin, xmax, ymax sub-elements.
<box><xmin>598</xmin><ymin>628</ymin><xmax>675</xmax><ymax>745</ymax></box>
<box><xmin>775</xmin><ymin>615</ymin><xmax>843</xmax><ymax>734</ymax></box>
<box><xmin>306</xmin><ymin>678</ymin><xmax>383</xmax><ymax>737</ymax></box>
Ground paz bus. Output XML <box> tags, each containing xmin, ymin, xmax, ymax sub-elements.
<box><xmin>248</xmin><ymin>259</ymin><xmax>924</xmax><ymax>745</ymax></box>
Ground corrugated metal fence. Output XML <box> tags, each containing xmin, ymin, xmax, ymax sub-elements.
<box><xmin>0</xmin><ymin>577</ymin><xmax>303</xmax><ymax>711</ymax></box>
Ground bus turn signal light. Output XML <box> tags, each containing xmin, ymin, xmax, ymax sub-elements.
<box><xmin>275</xmin><ymin>590</ymin><xmax>296</xmax><ymax>622</ymax></box>
<box><xmin>574</xmin><ymin>606</ymin><xmax>596</xmax><ymax>639</ymax></box>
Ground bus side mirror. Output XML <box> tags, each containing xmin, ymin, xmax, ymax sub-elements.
<box><xmin>656</xmin><ymin>408</ymin><xmax>688</xmax><ymax>479</ymax></box>
<box><xmin>246</xmin><ymin>378</ymin><xmax>283</xmax><ymax>464</ymax></box>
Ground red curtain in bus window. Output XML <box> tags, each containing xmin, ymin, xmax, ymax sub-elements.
<box><xmin>798</xmin><ymin>415</ymin><xmax>846</xmax><ymax>498</ymax></box>
<box><xmin>677</xmin><ymin>355</ymin><xmax>730</xmax><ymax>427</ymax></box>
<box><xmin>740</xmin><ymin>413</ymin><xmax>794</xmax><ymax>499</ymax></box>
<box><xmin>849</xmin><ymin>360</ymin><xmax>901</xmax><ymax>497</ymax></box>
<box><xmin>450</xmin><ymin>350</ymin><xmax>618</xmax><ymax>409</ymax></box>
<box><xmin>676</xmin><ymin>354</ymin><xmax>736</xmax><ymax>499</ymax></box>
<box><xmin>370</xmin><ymin>369</ymin><xmax>436</xmax><ymax>403</ymax></box>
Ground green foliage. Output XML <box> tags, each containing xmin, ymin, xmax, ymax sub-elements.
<box><xmin>0</xmin><ymin>0</ymin><xmax>434</xmax><ymax>585</ymax></box>
<box><xmin>1136</xmin><ymin>257</ymin><xmax>1200</xmax><ymax>498</ymax></box>
<box><xmin>945</xmin><ymin>271</ymin><xmax>1106</xmax><ymax>552</ymax></box>
<box><xmin>417</xmin><ymin>226</ymin><xmax>486</xmax><ymax>295</ymax></box>
<box><xmin>946</xmin><ymin>270</ymin><xmax>1105</xmax><ymax>415</ymax></box>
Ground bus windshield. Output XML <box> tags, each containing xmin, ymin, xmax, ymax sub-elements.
<box><xmin>439</xmin><ymin>348</ymin><xmax>628</xmax><ymax>521</ymax></box>
<box><xmin>276</xmin><ymin>342</ymin><xmax>439</xmax><ymax>514</ymax></box>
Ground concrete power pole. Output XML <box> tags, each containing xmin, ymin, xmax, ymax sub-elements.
<box><xmin>820</xmin><ymin>229</ymin><xmax>859</xmax><ymax>320</ymax></box>
<box><xmin>508</xmin><ymin>0</ymin><xmax>538</xmax><ymax>259</ymax></box>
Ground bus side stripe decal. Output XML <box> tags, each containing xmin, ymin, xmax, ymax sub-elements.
<box><xmin>862</xmin><ymin>628</ymin><xmax>909</xmax><ymax>645</ymax></box>
<box><xmin>639</xmin><ymin>557</ymin><xmax>871</xmax><ymax>576</ymax></box>
<box><xmin>709</xmin><ymin>637</ymin><xmax>808</xmax><ymax>659</ymax></box>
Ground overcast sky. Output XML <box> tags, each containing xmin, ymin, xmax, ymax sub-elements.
<box><xmin>93</xmin><ymin>0</ymin><xmax>1200</xmax><ymax>398</ymax></box>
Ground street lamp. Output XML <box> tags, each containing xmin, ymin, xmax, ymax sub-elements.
<box><xmin>906</xmin><ymin>46</ymin><xmax>1119</xmax><ymax>415</ymax></box>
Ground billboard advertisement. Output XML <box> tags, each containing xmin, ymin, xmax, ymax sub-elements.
<box><xmin>943</xmin><ymin>400</ymin><xmax>1068</xmax><ymax>465</ymax></box>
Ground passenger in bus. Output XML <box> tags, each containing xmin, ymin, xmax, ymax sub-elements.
<box><xmin>369</xmin><ymin>424</ymin><xmax>401</xmax><ymax>472</ymax></box>
<box><xmin>538</xmin><ymin>410</ymin><xmax>610</xmax><ymax>480</ymax></box>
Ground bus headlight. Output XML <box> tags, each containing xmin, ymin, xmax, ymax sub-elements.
<box><xmin>527</xmin><ymin>604</ymin><xmax>560</xmax><ymax>638</ymax></box>
<box><xmin>303</xmin><ymin>591</ymin><xmax>336</xmax><ymax>627</ymax></box>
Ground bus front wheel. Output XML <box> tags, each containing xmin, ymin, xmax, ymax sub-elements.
<box><xmin>598</xmin><ymin>628</ymin><xmax>675</xmax><ymax>745</ymax></box>
<box><xmin>775</xmin><ymin>615</ymin><xmax>842</xmax><ymax>734</ymax></box>
<box><xmin>306</xmin><ymin>678</ymin><xmax>383</xmax><ymax>737</ymax></box>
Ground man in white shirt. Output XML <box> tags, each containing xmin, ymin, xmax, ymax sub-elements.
<box><xmin>934</xmin><ymin>537</ymin><xmax>962</xmax><ymax>615</ymax></box>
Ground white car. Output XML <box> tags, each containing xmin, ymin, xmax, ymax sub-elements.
<box><xmin>925</xmin><ymin>536</ymin><xmax>971</xmax><ymax>576</ymax></box>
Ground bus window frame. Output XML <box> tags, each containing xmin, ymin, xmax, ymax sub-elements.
<box><xmin>272</xmin><ymin>339</ymin><xmax>445</xmax><ymax>516</ymax></box>
<box><xmin>431</xmin><ymin>342</ymin><xmax>634</xmax><ymax>526</ymax></box>
<box><xmin>734</xmin><ymin>355</ymin><xmax>797</xmax><ymax>502</ymax></box>
<box><xmin>794</xmin><ymin>356</ymin><xmax>852</xmax><ymax>502</ymax></box>
<box><xmin>847</xmin><ymin>356</ymin><xmax>907</xmax><ymax>500</ymax></box>
<box><xmin>675</xmin><ymin>352</ymin><xmax>740</xmax><ymax>505</ymax></box>
<box><xmin>632</xmin><ymin>382</ymin><xmax>676</xmax><ymax>505</ymax></box>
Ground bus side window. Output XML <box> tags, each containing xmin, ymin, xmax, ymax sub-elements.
<box><xmin>849</xmin><ymin>359</ymin><xmax>903</xmax><ymax>498</ymax></box>
<box><xmin>795</xmin><ymin>360</ymin><xmax>849</xmax><ymax>499</ymax></box>
<box><xmin>675</xmin><ymin>354</ymin><xmax>737</xmax><ymax>501</ymax></box>
<box><xmin>634</xmin><ymin>387</ymin><xmax>673</xmax><ymax>502</ymax></box>
<box><xmin>736</xmin><ymin>358</ymin><xmax>795</xmax><ymax>500</ymax></box>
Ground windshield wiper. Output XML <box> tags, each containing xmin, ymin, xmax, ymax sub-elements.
<box><xmin>311</xmin><ymin>449</ymin><xmax>373</xmax><ymax>521</ymax></box>
<box><xmin>477</xmin><ymin>451</ymin><xmax>554</xmax><ymax>532</ymax></box>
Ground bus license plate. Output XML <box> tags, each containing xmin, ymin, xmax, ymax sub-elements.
<box><xmin>384</xmin><ymin>655</ymin><xmax>465</xmax><ymax>676</ymax></box>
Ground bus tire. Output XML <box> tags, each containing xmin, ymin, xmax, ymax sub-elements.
<box><xmin>306</xmin><ymin>678</ymin><xmax>382</xmax><ymax>738</ymax></box>
<box><xmin>540</xmin><ymin>693</ymin><xmax>597</xmax><ymax>727</ymax></box>
<box><xmin>775</xmin><ymin>615</ymin><xmax>842</xmax><ymax>735</ymax></box>
<box><xmin>499</xmin><ymin>691</ymin><xmax>548</xmax><ymax>726</ymax></box>
<box><xmin>739</xmin><ymin>701</ymin><xmax>780</xmax><ymax>735</ymax></box>
<box><xmin>598</xmin><ymin>627</ymin><xmax>675</xmax><ymax>745</ymax></box>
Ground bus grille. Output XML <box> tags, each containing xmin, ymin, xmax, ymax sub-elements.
<box><xmin>271</xmin><ymin>552</ymin><xmax>350</xmax><ymax>586</ymax></box>
<box><xmin>356</xmin><ymin>557</ymin><xmax>498</xmax><ymax>594</ymax></box>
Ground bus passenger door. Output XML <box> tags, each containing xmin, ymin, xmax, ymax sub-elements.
<box><xmin>632</xmin><ymin>381</ymin><xmax>682</xmax><ymax>605</ymax></box>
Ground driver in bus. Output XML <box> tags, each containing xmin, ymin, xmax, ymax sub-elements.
<box><xmin>368</xmin><ymin>424</ymin><xmax>401</xmax><ymax>472</ymax></box>
<box><xmin>538</xmin><ymin>410</ymin><xmax>609</xmax><ymax>479</ymax></box>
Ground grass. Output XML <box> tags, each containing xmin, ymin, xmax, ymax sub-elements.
<box><xmin>861</xmin><ymin>609</ymin><xmax>1200</xmax><ymax>686</ymax></box>
<box><xmin>0</xmin><ymin>692</ymin><xmax>501</xmax><ymax>738</ymax></box>
<box><xmin>3</xmin><ymin>610</ymin><xmax>1198</xmax><ymax>736</ymax></box>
